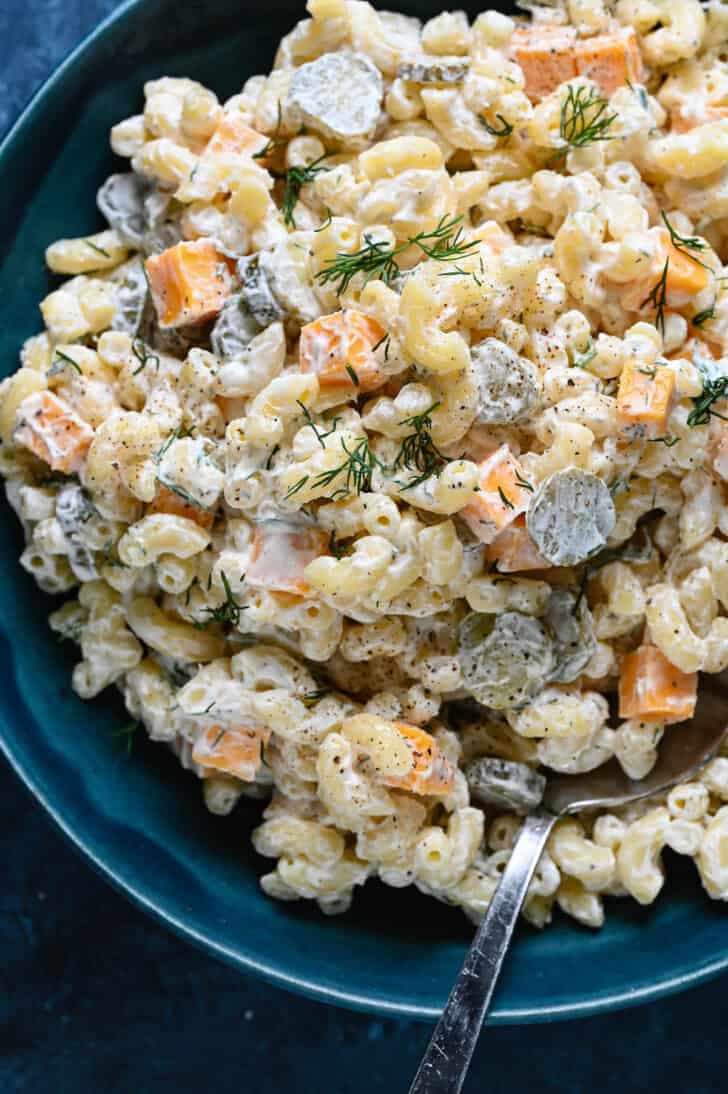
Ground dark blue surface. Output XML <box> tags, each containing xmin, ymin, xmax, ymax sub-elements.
<box><xmin>0</xmin><ymin>3</ymin><xmax>726</xmax><ymax>1090</ymax></box>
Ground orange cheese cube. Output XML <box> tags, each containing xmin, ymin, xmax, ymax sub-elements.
<box><xmin>619</xmin><ymin>226</ymin><xmax>711</xmax><ymax>315</ymax></box>
<box><xmin>145</xmin><ymin>483</ymin><xmax>214</xmax><ymax>529</ymax></box>
<box><xmin>661</xmin><ymin>230</ymin><xmax>711</xmax><ymax>301</ymax></box>
<box><xmin>246</xmin><ymin>523</ymin><xmax>329</xmax><ymax>596</ymax></box>
<box><xmin>616</xmin><ymin>357</ymin><xmax>675</xmax><ymax>438</ymax></box>
<box><xmin>510</xmin><ymin>25</ymin><xmax>578</xmax><ymax>102</ymax></box>
<box><xmin>192</xmin><ymin>724</ymin><xmax>270</xmax><ymax>781</ymax></box>
<box><xmin>619</xmin><ymin>645</ymin><xmax>697</xmax><ymax>724</ymax></box>
<box><xmin>382</xmin><ymin>722</ymin><xmax>456</xmax><ymax>796</ymax></box>
<box><xmin>14</xmin><ymin>390</ymin><xmax>93</xmax><ymax>473</ymax></box>
<box><xmin>484</xmin><ymin>515</ymin><xmax>549</xmax><ymax>572</ymax></box>
<box><xmin>574</xmin><ymin>28</ymin><xmax>644</xmax><ymax>96</ymax></box>
<box><xmin>145</xmin><ymin>239</ymin><xmax>233</xmax><ymax>329</ymax></box>
<box><xmin>203</xmin><ymin>113</ymin><xmax>267</xmax><ymax>161</ymax></box>
<box><xmin>460</xmin><ymin>445</ymin><xmax>532</xmax><ymax>544</ymax></box>
<box><xmin>299</xmin><ymin>309</ymin><xmax>387</xmax><ymax>394</ymax></box>
<box><xmin>512</xmin><ymin>25</ymin><xmax>644</xmax><ymax>102</ymax></box>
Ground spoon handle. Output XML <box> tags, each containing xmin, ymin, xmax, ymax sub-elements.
<box><xmin>408</xmin><ymin>808</ymin><xmax>557</xmax><ymax>1094</ymax></box>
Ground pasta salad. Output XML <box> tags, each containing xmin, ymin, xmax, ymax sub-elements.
<box><xmin>5</xmin><ymin>0</ymin><xmax>728</xmax><ymax>929</ymax></box>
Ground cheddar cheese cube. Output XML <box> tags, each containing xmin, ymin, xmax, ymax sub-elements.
<box><xmin>619</xmin><ymin>644</ymin><xmax>697</xmax><ymax>724</ymax></box>
<box><xmin>192</xmin><ymin>724</ymin><xmax>270</xmax><ymax>781</ymax></box>
<box><xmin>617</xmin><ymin>358</ymin><xmax>675</xmax><ymax>438</ymax></box>
<box><xmin>246</xmin><ymin>523</ymin><xmax>329</xmax><ymax>596</ymax></box>
<box><xmin>299</xmin><ymin>309</ymin><xmax>387</xmax><ymax>393</ymax></box>
<box><xmin>460</xmin><ymin>444</ymin><xmax>532</xmax><ymax>544</ymax></box>
<box><xmin>14</xmin><ymin>391</ymin><xmax>93</xmax><ymax>474</ymax></box>
<box><xmin>145</xmin><ymin>239</ymin><xmax>233</xmax><ymax>329</ymax></box>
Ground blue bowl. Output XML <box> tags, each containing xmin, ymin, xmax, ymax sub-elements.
<box><xmin>1</xmin><ymin>0</ymin><xmax>726</xmax><ymax>1022</ymax></box>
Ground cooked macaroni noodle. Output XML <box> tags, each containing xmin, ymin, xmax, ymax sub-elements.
<box><xmin>6</xmin><ymin>0</ymin><xmax>728</xmax><ymax>927</ymax></box>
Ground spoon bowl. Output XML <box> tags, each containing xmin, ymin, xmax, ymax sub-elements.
<box><xmin>410</xmin><ymin>670</ymin><xmax>728</xmax><ymax>1094</ymax></box>
<box><xmin>546</xmin><ymin>669</ymin><xmax>728</xmax><ymax>815</ymax></box>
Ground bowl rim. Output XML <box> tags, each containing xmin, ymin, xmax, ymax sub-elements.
<box><xmin>2</xmin><ymin>0</ymin><xmax>728</xmax><ymax>1023</ymax></box>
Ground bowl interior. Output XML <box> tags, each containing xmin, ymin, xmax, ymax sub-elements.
<box><xmin>0</xmin><ymin>0</ymin><xmax>726</xmax><ymax>1021</ymax></box>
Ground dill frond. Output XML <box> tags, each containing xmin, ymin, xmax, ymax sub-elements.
<box><xmin>47</xmin><ymin>348</ymin><xmax>82</xmax><ymax>376</ymax></box>
<box><xmin>296</xmin><ymin>401</ymin><xmax>339</xmax><ymax>449</ymax></box>
<box><xmin>199</xmin><ymin>571</ymin><xmax>245</xmax><ymax>627</ymax></box>
<box><xmin>252</xmin><ymin>102</ymin><xmax>286</xmax><ymax>160</ymax></box>
<box><xmin>660</xmin><ymin>212</ymin><xmax>712</xmax><ymax>272</ymax></box>
<box><xmin>640</xmin><ymin>258</ymin><xmax>670</xmax><ymax>334</ymax></box>
<box><xmin>693</xmin><ymin>303</ymin><xmax>716</xmax><ymax>327</ymax></box>
<box><xmin>287</xmin><ymin>437</ymin><xmax>383</xmax><ymax>501</ymax></box>
<box><xmin>559</xmin><ymin>85</ymin><xmax>617</xmax><ymax>148</ymax></box>
<box><xmin>478</xmin><ymin>113</ymin><xmax>513</xmax><ymax>141</ymax></box>
<box><xmin>86</xmin><ymin>239</ymin><xmax>110</xmax><ymax>258</ymax></box>
<box><xmin>281</xmin><ymin>154</ymin><xmax>329</xmax><ymax>227</ymax></box>
<box><xmin>393</xmin><ymin>402</ymin><xmax>447</xmax><ymax>490</ymax></box>
<box><xmin>131</xmin><ymin>338</ymin><xmax>159</xmax><ymax>376</ymax></box>
<box><xmin>687</xmin><ymin>375</ymin><xmax>728</xmax><ymax>427</ymax></box>
<box><xmin>315</xmin><ymin>214</ymin><xmax>479</xmax><ymax>297</ymax></box>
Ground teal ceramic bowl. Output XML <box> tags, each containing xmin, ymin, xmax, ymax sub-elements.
<box><xmin>1</xmin><ymin>0</ymin><xmax>726</xmax><ymax>1023</ymax></box>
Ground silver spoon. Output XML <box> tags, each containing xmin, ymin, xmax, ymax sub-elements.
<box><xmin>409</xmin><ymin>671</ymin><xmax>728</xmax><ymax>1094</ymax></box>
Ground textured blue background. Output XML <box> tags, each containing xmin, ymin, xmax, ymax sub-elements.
<box><xmin>0</xmin><ymin>3</ymin><xmax>726</xmax><ymax>1090</ymax></box>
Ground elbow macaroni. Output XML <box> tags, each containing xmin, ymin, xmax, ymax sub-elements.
<box><xmin>6</xmin><ymin>0</ymin><xmax>728</xmax><ymax>928</ymax></box>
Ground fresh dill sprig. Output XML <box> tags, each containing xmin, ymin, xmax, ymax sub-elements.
<box><xmin>415</xmin><ymin>215</ymin><xmax>479</xmax><ymax>262</ymax></box>
<box><xmin>315</xmin><ymin>214</ymin><xmax>479</xmax><ymax>296</ymax></box>
<box><xmin>154</xmin><ymin>424</ymin><xmax>195</xmax><ymax>462</ymax></box>
<box><xmin>199</xmin><ymin>571</ymin><xmax>245</xmax><ymax>627</ymax></box>
<box><xmin>315</xmin><ymin>209</ymin><xmax>333</xmax><ymax>233</ymax></box>
<box><xmin>514</xmin><ymin>471</ymin><xmax>534</xmax><ymax>492</ymax></box>
<box><xmin>302</xmin><ymin>688</ymin><xmax>331</xmax><ymax>707</ymax></box>
<box><xmin>313</xmin><ymin>437</ymin><xmax>382</xmax><ymax>498</ymax></box>
<box><xmin>281</xmin><ymin>154</ymin><xmax>329</xmax><ymax>227</ymax></box>
<box><xmin>264</xmin><ymin>444</ymin><xmax>280</xmax><ymax>470</ymax></box>
<box><xmin>559</xmin><ymin>85</ymin><xmax>617</xmax><ymax>149</ymax></box>
<box><xmin>296</xmin><ymin>401</ymin><xmax>339</xmax><ymax>449</ymax></box>
<box><xmin>327</xmin><ymin>530</ymin><xmax>348</xmax><ymax>559</ymax></box>
<box><xmin>693</xmin><ymin>303</ymin><xmax>716</xmax><ymax>327</ymax></box>
<box><xmin>479</xmin><ymin>113</ymin><xmax>513</xmax><ymax>141</ymax></box>
<box><xmin>252</xmin><ymin>102</ymin><xmax>286</xmax><ymax>160</ymax></box>
<box><xmin>498</xmin><ymin>486</ymin><xmax>514</xmax><ymax>510</ymax></box>
<box><xmin>186</xmin><ymin>700</ymin><xmax>216</xmax><ymax>716</ymax></box>
<box><xmin>112</xmin><ymin>721</ymin><xmax>140</xmax><ymax>757</ymax></box>
<box><xmin>640</xmin><ymin>258</ymin><xmax>670</xmax><ymax>334</ymax></box>
<box><xmin>86</xmin><ymin>239</ymin><xmax>110</xmax><ymax>258</ymax></box>
<box><xmin>47</xmin><ymin>348</ymin><xmax>82</xmax><ymax>376</ymax></box>
<box><xmin>284</xmin><ymin>476</ymin><xmax>311</xmax><ymax>500</ymax></box>
<box><xmin>647</xmin><ymin>435</ymin><xmax>679</xmax><ymax>447</ymax></box>
<box><xmin>286</xmin><ymin>437</ymin><xmax>383</xmax><ymax>500</ymax></box>
<box><xmin>155</xmin><ymin>476</ymin><xmax>205</xmax><ymax>510</ymax></box>
<box><xmin>345</xmin><ymin>364</ymin><xmax>360</xmax><ymax>387</ymax></box>
<box><xmin>131</xmin><ymin>338</ymin><xmax>159</xmax><ymax>376</ymax></box>
<box><xmin>660</xmin><ymin>212</ymin><xmax>712</xmax><ymax>272</ymax></box>
<box><xmin>687</xmin><ymin>374</ymin><xmax>728</xmax><ymax>427</ymax></box>
<box><xmin>316</xmin><ymin>235</ymin><xmax>401</xmax><ymax>295</ymax></box>
<box><xmin>393</xmin><ymin>402</ymin><xmax>447</xmax><ymax>490</ymax></box>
